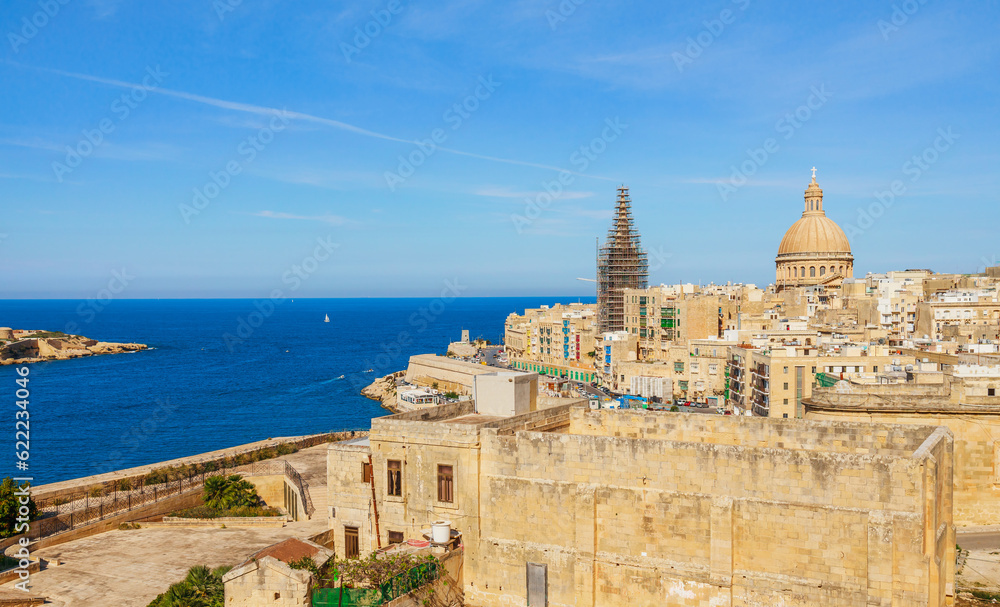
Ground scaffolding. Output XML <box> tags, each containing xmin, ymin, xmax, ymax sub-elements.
<box><xmin>597</xmin><ymin>186</ymin><xmax>649</xmax><ymax>333</ymax></box>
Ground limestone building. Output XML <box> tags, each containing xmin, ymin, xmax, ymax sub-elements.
<box><xmin>776</xmin><ymin>169</ymin><xmax>854</xmax><ymax>289</ymax></box>
<box><xmin>504</xmin><ymin>303</ymin><xmax>599</xmax><ymax>382</ymax></box>
<box><xmin>328</xmin><ymin>404</ymin><xmax>954</xmax><ymax>606</ymax></box>
<box><xmin>727</xmin><ymin>343</ymin><xmax>917</xmax><ymax>418</ymax></box>
<box><xmin>804</xmin><ymin>364</ymin><xmax>1000</xmax><ymax>526</ymax></box>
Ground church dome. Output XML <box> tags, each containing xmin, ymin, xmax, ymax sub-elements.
<box><xmin>774</xmin><ymin>169</ymin><xmax>854</xmax><ymax>289</ymax></box>
<box><xmin>777</xmin><ymin>171</ymin><xmax>851</xmax><ymax>256</ymax></box>
<box><xmin>777</xmin><ymin>215</ymin><xmax>851</xmax><ymax>255</ymax></box>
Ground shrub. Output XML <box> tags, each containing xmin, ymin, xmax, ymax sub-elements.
<box><xmin>146</xmin><ymin>564</ymin><xmax>231</xmax><ymax>607</ymax></box>
<box><xmin>168</xmin><ymin>505</ymin><xmax>281</xmax><ymax>519</ymax></box>
<box><xmin>203</xmin><ymin>475</ymin><xmax>261</xmax><ymax>511</ymax></box>
<box><xmin>88</xmin><ymin>486</ymin><xmax>103</xmax><ymax>498</ymax></box>
<box><xmin>971</xmin><ymin>589</ymin><xmax>1000</xmax><ymax>601</ymax></box>
<box><xmin>0</xmin><ymin>477</ymin><xmax>37</xmax><ymax>538</ymax></box>
<box><xmin>324</xmin><ymin>552</ymin><xmax>440</xmax><ymax>590</ymax></box>
<box><xmin>288</xmin><ymin>556</ymin><xmax>320</xmax><ymax>576</ymax></box>
<box><xmin>0</xmin><ymin>555</ymin><xmax>20</xmax><ymax>572</ymax></box>
<box><xmin>444</xmin><ymin>391</ymin><xmax>459</xmax><ymax>400</ymax></box>
<box><xmin>276</xmin><ymin>443</ymin><xmax>298</xmax><ymax>456</ymax></box>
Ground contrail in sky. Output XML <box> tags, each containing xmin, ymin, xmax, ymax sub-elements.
<box><xmin>10</xmin><ymin>61</ymin><xmax>617</xmax><ymax>182</ymax></box>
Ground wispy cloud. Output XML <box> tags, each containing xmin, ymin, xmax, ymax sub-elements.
<box><xmin>246</xmin><ymin>210</ymin><xmax>350</xmax><ymax>225</ymax></box>
<box><xmin>11</xmin><ymin>62</ymin><xmax>615</xmax><ymax>181</ymax></box>
<box><xmin>0</xmin><ymin>172</ymin><xmax>51</xmax><ymax>182</ymax></box>
<box><xmin>0</xmin><ymin>137</ymin><xmax>63</xmax><ymax>152</ymax></box>
<box><xmin>88</xmin><ymin>0</ymin><xmax>124</xmax><ymax>18</ymax></box>
<box><xmin>247</xmin><ymin>167</ymin><xmax>383</xmax><ymax>190</ymax></box>
<box><xmin>474</xmin><ymin>186</ymin><xmax>595</xmax><ymax>200</ymax></box>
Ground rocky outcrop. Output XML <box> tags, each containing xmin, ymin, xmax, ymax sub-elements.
<box><xmin>0</xmin><ymin>333</ymin><xmax>147</xmax><ymax>365</ymax></box>
<box><xmin>361</xmin><ymin>372</ymin><xmax>403</xmax><ymax>413</ymax></box>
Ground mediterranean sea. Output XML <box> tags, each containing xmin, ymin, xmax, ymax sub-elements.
<box><xmin>0</xmin><ymin>297</ymin><xmax>594</xmax><ymax>484</ymax></box>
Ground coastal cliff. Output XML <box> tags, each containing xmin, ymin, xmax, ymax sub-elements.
<box><xmin>361</xmin><ymin>372</ymin><xmax>403</xmax><ymax>413</ymax></box>
<box><xmin>0</xmin><ymin>329</ymin><xmax>147</xmax><ymax>365</ymax></box>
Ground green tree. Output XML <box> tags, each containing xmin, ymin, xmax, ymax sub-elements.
<box><xmin>202</xmin><ymin>475</ymin><xmax>260</xmax><ymax>511</ymax></box>
<box><xmin>146</xmin><ymin>565</ymin><xmax>231</xmax><ymax>607</ymax></box>
<box><xmin>0</xmin><ymin>477</ymin><xmax>37</xmax><ymax>538</ymax></box>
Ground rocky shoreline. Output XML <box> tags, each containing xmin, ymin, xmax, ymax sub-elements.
<box><xmin>361</xmin><ymin>371</ymin><xmax>407</xmax><ymax>413</ymax></box>
<box><xmin>0</xmin><ymin>328</ymin><xmax>148</xmax><ymax>366</ymax></box>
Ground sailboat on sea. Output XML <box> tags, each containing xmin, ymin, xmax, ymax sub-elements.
<box><xmin>324</xmin><ymin>314</ymin><xmax>330</xmax><ymax>323</ymax></box>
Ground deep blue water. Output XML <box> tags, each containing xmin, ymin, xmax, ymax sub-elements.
<box><xmin>0</xmin><ymin>297</ymin><xmax>593</xmax><ymax>484</ymax></box>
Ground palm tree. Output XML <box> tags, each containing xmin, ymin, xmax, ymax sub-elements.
<box><xmin>161</xmin><ymin>582</ymin><xmax>209</xmax><ymax>607</ymax></box>
<box><xmin>202</xmin><ymin>476</ymin><xmax>230</xmax><ymax>510</ymax></box>
<box><xmin>203</xmin><ymin>475</ymin><xmax>260</xmax><ymax>511</ymax></box>
<box><xmin>185</xmin><ymin>565</ymin><xmax>222</xmax><ymax>601</ymax></box>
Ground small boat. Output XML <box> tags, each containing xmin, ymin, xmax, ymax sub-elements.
<box><xmin>324</xmin><ymin>314</ymin><xmax>330</xmax><ymax>323</ymax></box>
<box><xmin>337</xmin><ymin>374</ymin><xmax>345</xmax><ymax>379</ymax></box>
<box><xmin>364</xmin><ymin>368</ymin><xmax>374</xmax><ymax>373</ymax></box>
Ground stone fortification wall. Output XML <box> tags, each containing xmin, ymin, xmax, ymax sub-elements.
<box><xmin>403</xmin><ymin>354</ymin><xmax>496</xmax><ymax>392</ymax></box>
<box><xmin>806</xmin><ymin>392</ymin><xmax>999</xmax><ymax>526</ymax></box>
<box><xmin>568</xmin><ymin>407</ymin><xmax>936</xmax><ymax>456</ymax></box>
<box><xmin>467</xmin><ymin>411</ymin><xmax>953</xmax><ymax>607</ymax></box>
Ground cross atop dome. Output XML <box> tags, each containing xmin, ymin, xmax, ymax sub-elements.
<box><xmin>811</xmin><ymin>166</ymin><xmax>817</xmax><ymax>180</ymax></box>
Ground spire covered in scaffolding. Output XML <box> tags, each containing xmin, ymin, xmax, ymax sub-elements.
<box><xmin>597</xmin><ymin>186</ymin><xmax>648</xmax><ymax>333</ymax></box>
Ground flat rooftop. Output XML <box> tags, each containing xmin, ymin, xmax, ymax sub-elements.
<box><xmin>445</xmin><ymin>414</ymin><xmax>506</xmax><ymax>426</ymax></box>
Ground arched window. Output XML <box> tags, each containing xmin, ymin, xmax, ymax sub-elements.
<box><xmin>800</xmin><ymin>266</ymin><xmax>805</xmax><ymax>277</ymax></box>
<box><xmin>793</xmin><ymin>267</ymin><xmax>798</xmax><ymax>278</ymax></box>
<box><xmin>810</xmin><ymin>266</ymin><xmax>816</xmax><ymax>277</ymax></box>
<box><xmin>820</xmin><ymin>266</ymin><xmax>826</xmax><ymax>276</ymax></box>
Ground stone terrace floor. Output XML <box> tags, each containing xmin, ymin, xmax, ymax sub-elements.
<box><xmin>0</xmin><ymin>443</ymin><xmax>331</xmax><ymax>607</ymax></box>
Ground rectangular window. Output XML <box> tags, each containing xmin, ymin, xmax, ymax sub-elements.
<box><xmin>438</xmin><ymin>465</ymin><xmax>454</xmax><ymax>503</ymax></box>
<box><xmin>783</xmin><ymin>382</ymin><xmax>788</xmax><ymax>390</ymax></box>
<box><xmin>387</xmin><ymin>460</ymin><xmax>402</xmax><ymax>497</ymax></box>
<box><xmin>990</xmin><ymin>388</ymin><xmax>996</xmax><ymax>397</ymax></box>
<box><xmin>388</xmin><ymin>531</ymin><xmax>404</xmax><ymax>545</ymax></box>
<box><xmin>362</xmin><ymin>462</ymin><xmax>372</xmax><ymax>484</ymax></box>
<box><xmin>345</xmin><ymin>526</ymin><xmax>360</xmax><ymax>558</ymax></box>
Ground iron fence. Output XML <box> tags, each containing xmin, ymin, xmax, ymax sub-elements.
<box><xmin>27</xmin><ymin>436</ymin><xmax>337</xmax><ymax>542</ymax></box>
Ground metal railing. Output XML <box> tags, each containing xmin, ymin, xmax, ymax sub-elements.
<box><xmin>29</xmin><ymin>458</ymin><xmax>315</xmax><ymax>541</ymax></box>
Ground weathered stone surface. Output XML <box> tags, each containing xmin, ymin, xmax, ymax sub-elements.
<box><xmin>329</xmin><ymin>405</ymin><xmax>956</xmax><ymax>607</ymax></box>
<box><xmin>0</xmin><ymin>332</ymin><xmax>147</xmax><ymax>365</ymax></box>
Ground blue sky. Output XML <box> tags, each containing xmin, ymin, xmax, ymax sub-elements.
<box><xmin>1</xmin><ymin>0</ymin><xmax>998</xmax><ymax>297</ymax></box>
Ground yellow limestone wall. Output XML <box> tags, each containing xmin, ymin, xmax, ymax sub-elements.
<box><xmin>805</xmin><ymin>409</ymin><xmax>999</xmax><ymax>527</ymax></box>
<box><xmin>467</xmin><ymin>410</ymin><xmax>953</xmax><ymax>607</ymax></box>
<box><xmin>327</xmin><ymin>406</ymin><xmax>954</xmax><ymax>607</ymax></box>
